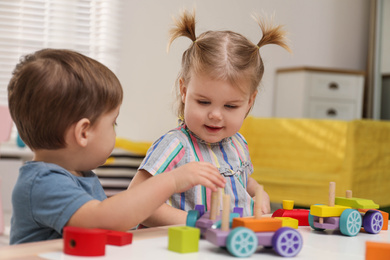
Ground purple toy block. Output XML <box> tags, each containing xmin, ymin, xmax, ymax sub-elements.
<box><xmin>255</xmin><ymin>232</ymin><xmax>274</xmax><ymax>247</ymax></box>
<box><xmin>196</xmin><ymin>211</ymin><xmax>222</xmax><ymax>235</ymax></box>
<box><xmin>313</xmin><ymin>216</ymin><xmax>340</xmax><ymax>229</ymax></box>
<box><xmin>233</xmin><ymin>207</ymin><xmax>244</xmax><ymax>218</ymax></box>
<box><xmin>205</xmin><ymin>228</ymin><xmax>229</xmax><ymax>247</ymax></box>
<box><xmin>195</xmin><ymin>205</ymin><xmax>205</xmax><ymax>217</ymax></box>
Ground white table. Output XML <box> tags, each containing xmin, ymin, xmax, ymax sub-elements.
<box><xmin>2</xmin><ymin>225</ymin><xmax>388</xmax><ymax>260</ymax></box>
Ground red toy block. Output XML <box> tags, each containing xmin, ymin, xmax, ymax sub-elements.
<box><xmin>272</xmin><ymin>208</ymin><xmax>309</xmax><ymax>226</ymax></box>
<box><xmin>106</xmin><ymin>230</ymin><xmax>133</xmax><ymax>246</ymax></box>
<box><xmin>366</xmin><ymin>241</ymin><xmax>390</xmax><ymax>260</ymax></box>
<box><xmin>63</xmin><ymin>226</ymin><xmax>107</xmax><ymax>256</ymax></box>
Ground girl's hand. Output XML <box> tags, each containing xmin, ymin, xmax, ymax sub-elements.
<box><xmin>171</xmin><ymin>162</ymin><xmax>226</xmax><ymax>193</ymax></box>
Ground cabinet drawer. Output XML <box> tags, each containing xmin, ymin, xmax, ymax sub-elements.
<box><xmin>308</xmin><ymin>73</ymin><xmax>363</xmax><ymax>100</ymax></box>
<box><xmin>308</xmin><ymin>100</ymin><xmax>356</xmax><ymax>120</ymax></box>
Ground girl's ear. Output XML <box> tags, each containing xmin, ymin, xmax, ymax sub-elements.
<box><xmin>74</xmin><ymin>118</ymin><xmax>91</xmax><ymax>147</ymax></box>
<box><xmin>248</xmin><ymin>90</ymin><xmax>258</xmax><ymax>108</ymax></box>
<box><xmin>179</xmin><ymin>78</ymin><xmax>187</xmax><ymax>103</ymax></box>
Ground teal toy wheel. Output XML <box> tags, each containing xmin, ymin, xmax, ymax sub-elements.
<box><xmin>308</xmin><ymin>212</ymin><xmax>325</xmax><ymax>231</ymax></box>
<box><xmin>186</xmin><ymin>210</ymin><xmax>200</xmax><ymax>227</ymax></box>
<box><xmin>226</xmin><ymin>227</ymin><xmax>258</xmax><ymax>257</ymax></box>
<box><xmin>340</xmin><ymin>209</ymin><xmax>362</xmax><ymax>236</ymax></box>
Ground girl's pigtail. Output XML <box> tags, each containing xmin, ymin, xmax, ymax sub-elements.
<box><xmin>254</xmin><ymin>15</ymin><xmax>292</xmax><ymax>53</ymax></box>
<box><xmin>167</xmin><ymin>9</ymin><xmax>197</xmax><ymax>52</ymax></box>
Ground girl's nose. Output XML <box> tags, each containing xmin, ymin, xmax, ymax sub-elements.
<box><xmin>208</xmin><ymin>108</ymin><xmax>222</xmax><ymax>120</ymax></box>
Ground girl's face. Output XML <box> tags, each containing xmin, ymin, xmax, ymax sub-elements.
<box><xmin>180</xmin><ymin>73</ymin><xmax>256</xmax><ymax>143</ymax></box>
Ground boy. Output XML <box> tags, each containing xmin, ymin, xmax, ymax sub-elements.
<box><xmin>7</xmin><ymin>49</ymin><xmax>225</xmax><ymax>244</ymax></box>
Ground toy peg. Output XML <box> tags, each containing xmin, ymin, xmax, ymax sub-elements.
<box><xmin>221</xmin><ymin>194</ymin><xmax>230</xmax><ymax>231</ymax></box>
<box><xmin>218</xmin><ymin>188</ymin><xmax>223</xmax><ymax>216</ymax></box>
<box><xmin>254</xmin><ymin>185</ymin><xmax>263</xmax><ymax>219</ymax></box>
<box><xmin>345</xmin><ymin>190</ymin><xmax>352</xmax><ymax>198</ymax></box>
<box><xmin>328</xmin><ymin>182</ymin><xmax>335</xmax><ymax>207</ymax></box>
<box><xmin>282</xmin><ymin>200</ymin><xmax>294</xmax><ymax>210</ymax></box>
<box><xmin>210</xmin><ymin>190</ymin><xmax>219</xmax><ymax>220</ymax></box>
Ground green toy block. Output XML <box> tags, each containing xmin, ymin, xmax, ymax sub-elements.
<box><xmin>335</xmin><ymin>197</ymin><xmax>380</xmax><ymax>209</ymax></box>
<box><xmin>168</xmin><ymin>226</ymin><xmax>200</xmax><ymax>253</ymax></box>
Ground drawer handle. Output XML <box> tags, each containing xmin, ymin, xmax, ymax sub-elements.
<box><xmin>328</xmin><ymin>82</ymin><xmax>339</xmax><ymax>90</ymax></box>
<box><xmin>327</xmin><ymin>108</ymin><xmax>337</xmax><ymax>116</ymax></box>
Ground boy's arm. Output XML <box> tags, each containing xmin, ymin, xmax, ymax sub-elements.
<box><xmin>129</xmin><ymin>169</ymin><xmax>187</xmax><ymax>227</ymax></box>
<box><xmin>247</xmin><ymin>177</ymin><xmax>271</xmax><ymax>214</ymax></box>
<box><xmin>67</xmin><ymin>162</ymin><xmax>225</xmax><ymax>231</ymax></box>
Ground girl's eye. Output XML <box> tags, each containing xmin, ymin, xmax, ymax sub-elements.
<box><xmin>225</xmin><ymin>104</ymin><xmax>238</xmax><ymax>109</ymax></box>
<box><xmin>197</xmin><ymin>100</ymin><xmax>210</xmax><ymax>105</ymax></box>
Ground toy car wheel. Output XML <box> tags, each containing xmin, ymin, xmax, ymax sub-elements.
<box><xmin>226</xmin><ymin>227</ymin><xmax>258</xmax><ymax>257</ymax></box>
<box><xmin>308</xmin><ymin>212</ymin><xmax>325</xmax><ymax>231</ymax></box>
<box><xmin>340</xmin><ymin>209</ymin><xmax>362</xmax><ymax>236</ymax></box>
<box><xmin>186</xmin><ymin>210</ymin><xmax>200</xmax><ymax>227</ymax></box>
<box><xmin>272</xmin><ymin>227</ymin><xmax>303</xmax><ymax>257</ymax></box>
<box><xmin>363</xmin><ymin>210</ymin><xmax>383</xmax><ymax>234</ymax></box>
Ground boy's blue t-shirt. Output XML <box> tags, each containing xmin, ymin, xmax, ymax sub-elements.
<box><xmin>10</xmin><ymin>161</ymin><xmax>107</xmax><ymax>244</ymax></box>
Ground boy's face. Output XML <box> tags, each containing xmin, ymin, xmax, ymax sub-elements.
<box><xmin>83</xmin><ymin>106</ymin><xmax>120</xmax><ymax>169</ymax></box>
<box><xmin>180</xmin><ymin>73</ymin><xmax>256</xmax><ymax>143</ymax></box>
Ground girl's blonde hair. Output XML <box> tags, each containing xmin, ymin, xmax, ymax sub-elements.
<box><xmin>168</xmin><ymin>9</ymin><xmax>291</xmax><ymax>120</ymax></box>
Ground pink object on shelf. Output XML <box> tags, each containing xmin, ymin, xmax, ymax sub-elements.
<box><xmin>0</xmin><ymin>105</ymin><xmax>13</xmax><ymax>235</ymax></box>
<box><xmin>0</xmin><ymin>106</ymin><xmax>13</xmax><ymax>143</ymax></box>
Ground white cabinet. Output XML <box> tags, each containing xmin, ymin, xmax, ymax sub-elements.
<box><xmin>274</xmin><ymin>67</ymin><xmax>365</xmax><ymax>120</ymax></box>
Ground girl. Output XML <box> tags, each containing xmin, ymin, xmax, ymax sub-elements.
<box><xmin>129</xmin><ymin>9</ymin><xmax>291</xmax><ymax>227</ymax></box>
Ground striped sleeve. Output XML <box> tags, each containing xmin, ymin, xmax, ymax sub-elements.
<box><xmin>139</xmin><ymin>133</ymin><xmax>186</xmax><ymax>176</ymax></box>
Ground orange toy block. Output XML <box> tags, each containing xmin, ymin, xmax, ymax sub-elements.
<box><xmin>366</xmin><ymin>241</ymin><xmax>390</xmax><ymax>260</ymax></box>
<box><xmin>358</xmin><ymin>209</ymin><xmax>389</xmax><ymax>231</ymax></box>
<box><xmin>232</xmin><ymin>217</ymin><xmax>282</xmax><ymax>232</ymax></box>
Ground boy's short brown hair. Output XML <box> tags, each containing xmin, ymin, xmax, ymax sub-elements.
<box><xmin>8</xmin><ymin>48</ymin><xmax>123</xmax><ymax>150</ymax></box>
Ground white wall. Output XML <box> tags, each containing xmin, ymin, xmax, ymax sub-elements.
<box><xmin>116</xmin><ymin>0</ymin><xmax>370</xmax><ymax>142</ymax></box>
<box><xmin>381</xmin><ymin>0</ymin><xmax>390</xmax><ymax>73</ymax></box>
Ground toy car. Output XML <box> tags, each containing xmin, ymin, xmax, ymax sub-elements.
<box><xmin>187</xmin><ymin>188</ymin><xmax>303</xmax><ymax>257</ymax></box>
<box><xmin>309</xmin><ymin>182</ymin><xmax>385</xmax><ymax>236</ymax></box>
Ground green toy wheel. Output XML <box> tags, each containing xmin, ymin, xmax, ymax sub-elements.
<box><xmin>226</xmin><ymin>227</ymin><xmax>258</xmax><ymax>257</ymax></box>
<box><xmin>186</xmin><ymin>210</ymin><xmax>200</xmax><ymax>227</ymax></box>
<box><xmin>340</xmin><ymin>209</ymin><xmax>362</xmax><ymax>236</ymax></box>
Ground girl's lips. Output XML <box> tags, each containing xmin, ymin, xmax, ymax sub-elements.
<box><xmin>205</xmin><ymin>125</ymin><xmax>223</xmax><ymax>132</ymax></box>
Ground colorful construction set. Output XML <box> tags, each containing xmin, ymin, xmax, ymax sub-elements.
<box><xmin>62</xmin><ymin>182</ymin><xmax>388</xmax><ymax>258</ymax></box>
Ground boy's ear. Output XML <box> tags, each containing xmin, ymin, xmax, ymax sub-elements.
<box><xmin>74</xmin><ymin>118</ymin><xmax>91</xmax><ymax>147</ymax></box>
<box><xmin>179</xmin><ymin>78</ymin><xmax>187</xmax><ymax>103</ymax></box>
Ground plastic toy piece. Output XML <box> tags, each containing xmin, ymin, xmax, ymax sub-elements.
<box><xmin>339</xmin><ymin>209</ymin><xmax>362</xmax><ymax>236</ymax></box>
<box><xmin>309</xmin><ymin>182</ymin><xmax>384</xmax><ymax>236</ymax></box>
<box><xmin>105</xmin><ymin>230</ymin><xmax>133</xmax><ymax>246</ymax></box>
<box><xmin>274</xmin><ymin>217</ymin><xmax>299</xmax><ymax>229</ymax></box>
<box><xmin>232</xmin><ymin>217</ymin><xmax>282</xmax><ymax>232</ymax></box>
<box><xmin>63</xmin><ymin>226</ymin><xmax>107</xmax><ymax>256</ymax></box>
<box><xmin>335</xmin><ymin>197</ymin><xmax>379</xmax><ymax>209</ymax></box>
<box><xmin>272</xmin><ymin>200</ymin><xmax>310</xmax><ymax>226</ymax></box>
<box><xmin>310</xmin><ymin>204</ymin><xmax>351</xmax><ymax>217</ymax></box>
<box><xmin>168</xmin><ymin>226</ymin><xmax>200</xmax><ymax>253</ymax></box>
<box><xmin>359</xmin><ymin>208</ymin><xmax>388</xmax><ymax>231</ymax></box>
<box><xmin>366</xmin><ymin>241</ymin><xmax>390</xmax><ymax>260</ymax></box>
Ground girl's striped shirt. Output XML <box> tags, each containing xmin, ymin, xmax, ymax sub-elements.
<box><xmin>138</xmin><ymin>124</ymin><xmax>254</xmax><ymax>216</ymax></box>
